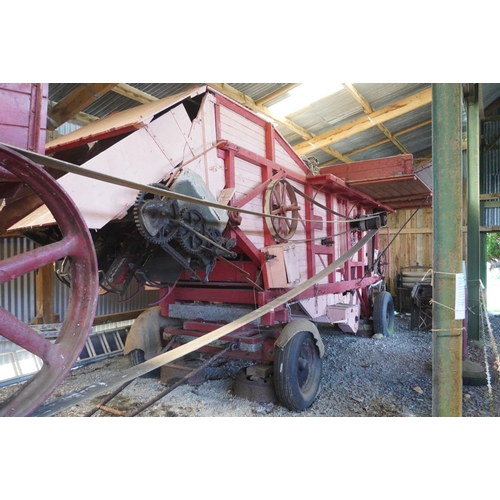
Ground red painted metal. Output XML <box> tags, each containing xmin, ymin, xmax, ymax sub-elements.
<box><xmin>0</xmin><ymin>83</ymin><xmax>48</xmax><ymax>198</ymax></box>
<box><xmin>320</xmin><ymin>154</ymin><xmax>432</xmax><ymax>210</ymax></box>
<box><xmin>0</xmin><ymin>145</ymin><xmax>99</xmax><ymax>417</ymax></box>
<box><xmin>0</xmin><ymin>83</ymin><xmax>48</xmax><ymax>153</ymax></box>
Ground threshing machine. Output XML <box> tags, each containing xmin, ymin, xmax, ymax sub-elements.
<box><xmin>0</xmin><ymin>84</ymin><xmax>395</xmax><ymax>416</ymax></box>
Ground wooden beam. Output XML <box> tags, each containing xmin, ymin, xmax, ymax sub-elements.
<box><xmin>112</xmin><ymin>83</ymin><xmax>158</xmax><ymax>104</ymax></box>
<box><xmin>480</xmin><ymin>193</ymin><xmax>500</xmax><ymax>201</ymax></box>
<box><xmin>318</xmin><ymin>119</ymin><xmax>432</xmax><ymax>167</ymax></box>
<box><xmin>92</xmin><ymin>309</ymin><xmax>145</xmax><ymax>326</ymax></box>
<box><xmin>208</xmin><ymin>83</ymin><xmax>353</xmax><ymax>163</ymax></box>
<box><xmin>293</xmin><ymin>87</ymin><xmax>432</xmax><ymax>156</ymax></box>
<box><xmin>343</xmin><ymin>83</ymin><xmax>410</xmax><ymax>154</ymax></box>
<box><xmin>48</xmin><ymin>83</ymin><xmax>118</xmax><ymax>129</ymax></box>
<box><xmin>254</xmin><ymin>84</ymin><xmax>300</xmax><ymax>106</ymax></box>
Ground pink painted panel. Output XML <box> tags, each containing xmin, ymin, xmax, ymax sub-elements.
<box><xmin>219</xmin><ymin>105</ymin><xmax>266</xmax><ymax>157</ymax></box>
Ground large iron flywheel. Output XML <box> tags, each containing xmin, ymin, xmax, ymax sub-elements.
<box><xmin>0</xmin><ymin>145</ymin><xmax>99</xmax><ymax>417</ymax></box>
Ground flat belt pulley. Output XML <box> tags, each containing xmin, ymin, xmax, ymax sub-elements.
<box><xmin>264</xmin><ymin>178</ymin><xmax>300</xmax><ymax>242</ymax></box>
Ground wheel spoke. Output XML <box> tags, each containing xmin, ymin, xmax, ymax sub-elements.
<box><xmin>0</xmin><ymin>307</ymin><xmax>59</xmax><ymax>363</ymax></box>
<box><xmin>0</xmin><ymin>237</ymin><xmax>77</xmax><ymax>285</ymax></box>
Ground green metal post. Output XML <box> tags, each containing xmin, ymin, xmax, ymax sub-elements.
<box><xmin>467</xmin><ymin>86</ymin><xmax>480</xmax><ymax>341</ymax></box>
<box><xmin>480</xmin><ymin>216</ymin><xmax>487</xmax><ymax>301</ymax></box>
<box><xmin>432</xmin><ymin>83</ymin><xmax>463</xmax><ymax>417</ymax></box>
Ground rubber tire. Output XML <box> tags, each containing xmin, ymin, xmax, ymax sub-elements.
<box><xmin>274</xmin><ymin>330</ymin><xmax>322</xmax><ymax>411</ymax></box>
<box><xmin>373</xmin><ymin>291</ymin><xmax>395</xmax><ymax>336</ymax></box>
<box><xmin>128</xmin><ymin>349</ymin><xmax>160</xmax><ymax>378</ymax></box>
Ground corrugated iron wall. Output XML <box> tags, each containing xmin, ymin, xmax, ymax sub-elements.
<box><xmin>0</xmin><ymin>236</ymin><xmax>162</xmax><ymax>324</ymax></box>
<box><xmin>54</xmin><ymin>277</ymin><xmax>159</xmax><ymax>321</ymax></box>
<box><xmin>0</xmin><ymin>238</ymin><xmax>36</xmax><ymax>323</ymax></box>
<box><xmin>481</xmin><ymin>115</ymin><xmax>500</xmax><ymax>227</ymax></box>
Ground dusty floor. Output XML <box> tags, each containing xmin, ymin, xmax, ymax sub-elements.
<box><xmin>2</xmin><ymin>313</ymin><xmax>499</xmax><ymax>418</ymax></box>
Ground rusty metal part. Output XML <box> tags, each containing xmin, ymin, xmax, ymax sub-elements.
<box><xmin>31</xmin><ymin>228</ymin><xmax>378</xmax><ymax>417</ymax></box>
<box><xmin>228</xmin><ymin>210</ymin><xmax>242</xmax><ymax>226</ymax></box>
<box><xmin>88</xmin><ymin>342</ymin><xmax>235</xmax><ymax>417</ymax></box>
<box><xmin>233</xmin><ymin>367</ymin><xmax>277</xmax><ymax>404</ymax></box>
<box><xmin>0</xmin><ymin>146</ymin><xmax>99</xmax><ymax>417</ymax></box>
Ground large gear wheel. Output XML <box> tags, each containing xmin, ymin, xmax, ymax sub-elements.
<box><xmin>176</xmin><ymin>206</ymin><xmax>206</xmax><ymax>254</ymax></box>
<box><xmin>134</xmin><ymin>183</ymin><xmax>180</xmax><ymax>245</ymax></box>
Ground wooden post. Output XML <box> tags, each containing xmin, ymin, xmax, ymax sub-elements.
<box><xmin>33</xmin><ymin>264</ymin><xmax>60</xmax><ymax>324</ymax></box>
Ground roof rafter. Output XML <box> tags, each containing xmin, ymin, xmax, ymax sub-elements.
<box><xmin>48</xmin><ymin>83</ymin><xmax>118</xmax><ymax>130</ymax></box>
<box><xmin>112</xmin><ymin>83</ymin><xmax>159</xmax><ymax>104</ymax></box>
<box><xmin>320</xmin><ymin>119</ymin><xmax>432</xmax><ymax>167</ymax></box>
<box><xmin>342</xmin><ymin>83</ymin><xmax>410</xmax><ymax>154</ymax></box>
<box><xmin>293</xmin><ymin>87</ymin><xmax>432</xmax><ymax>156</ymax></box>
<box><xmin>254</xmin><ymin>84</ymin><xmax>300</xmax><ymax>106</ymax></box>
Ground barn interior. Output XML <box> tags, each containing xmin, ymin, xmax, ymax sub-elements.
<box><xmin>2</xmin><ymin>81</ymin><xmax>500</xmax><ymax>421</ymax></box>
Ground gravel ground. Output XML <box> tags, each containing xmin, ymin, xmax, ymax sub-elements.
<box><xmin>2</xmin><ymin>313</ymin><xmax>500</xmax><ymax>418</ymax></box>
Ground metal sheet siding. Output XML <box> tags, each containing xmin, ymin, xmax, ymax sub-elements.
<box><xmin>481</xmin><ymin>117</ymin><xmax>500</xmax><ymax>226</ymax></box>
<box><xmin>0</xmin><ymin>238</ymin><xmax>36</xmax><ymax>323</ymax></box>
<box><xmin>53</xmin><ymin>279</ymin><xmax>160</xmax><ymax>322</ymax></box>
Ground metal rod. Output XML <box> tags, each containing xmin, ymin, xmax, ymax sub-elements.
<box><xmin>126</xmin><ymin>342</ymin><xmax>234</xmax><ymax>417</ymax></box>
<box><xmin>84</xmin><ymin>379</ymin><xmax>135</xmax><ymax>417</ymax></box>
<box><xmin>432</xmin><ymin>83</ymin><xmax>463</xmax><ymax>417</ymax></box>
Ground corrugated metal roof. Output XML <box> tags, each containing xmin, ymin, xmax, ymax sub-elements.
<box><xmin>46</xmin><ymin>82</ymin><xmax>500</xmax><ymax>168</ymax></box>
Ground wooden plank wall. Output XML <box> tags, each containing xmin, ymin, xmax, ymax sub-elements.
<box><xmin>379</xmin><ymin>207</ymin><xmax>433</xmax><ymax>294</ymax></box>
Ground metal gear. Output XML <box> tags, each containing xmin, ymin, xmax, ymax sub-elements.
<box><xmin>134</xmin><ymin>183</ymin><xmax>180</xmax><ymax>245</ymax></box>
<box><xmin>176</xmin><ymin>206</ymin><xmax>206</xmax><ymax>254</ymax></box>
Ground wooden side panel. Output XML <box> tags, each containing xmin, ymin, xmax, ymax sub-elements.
<box><xmin>233</xmin><ymin>156</ymin><xmax>266</xmax><ymax>251</ymax></box>
<box><xmin>219</xmin><ymin>106</ymin><xmax>266</xmax><ymax>157</ymax></box>
<box><xmin>379</xmin><ymin>207</ymin><xmax>434</xmax><ymax>294</ymax></box>
<box><xmin>274</xmin><ymin>140</ymin><xmax>307</xmax><ymax>178</ymax></box>
<box><xmin>287</xmin><ymin>178</ymin><xmax>308</xmax><ymax>284</ymax></box>
<box><xmin>185</xmin><ymin>93</ymin><xmax>225</xmax><ymax>199</ymax></box>
<box><xmin>11</xmin><ymin>99</ymin><xmax>223</xmax><ymax>231</ymax></box>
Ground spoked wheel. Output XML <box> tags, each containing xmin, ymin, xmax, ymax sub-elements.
<box><xmin>264</xmin><ymin>179</ymin><xmax>300</xmax><ymax>242</ymax></box>
<box><xmin>373</xmin><ymin>291</ymin><xmax>395</xmax><ymax>336</ymax></box>
<box><xmin>0</xmin><ymin>146</ymin><xmax>98</xmax><ymax>417</ymax></box>
<box><xmin>274</xmin><ymin>330</ymin><xmax>322</xmax><ymax>411</ymax></box>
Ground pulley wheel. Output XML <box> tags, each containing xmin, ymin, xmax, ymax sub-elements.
<box><xmin>264</xmin><ymin>179</ymin><xmax>299</xmax><ymax>242</ymax></box>
<box><xmin>0</xmin><ymin>145</ymin><xmax>98</xmax><ymax>417</ymax></box>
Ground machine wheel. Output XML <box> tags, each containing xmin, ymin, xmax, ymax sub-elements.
<box><xmin>264</xmin><ymin>178</ymin><xmax>299</xmax><ymax>242</ymax></box>
<box><xmin>128</xmin><ymin>348</ymin><xmax>160</xmax><ymax>378</ymax></box>
<box><xmin>274</xmin><ymin>330</ymin><xmax>322</xmax><ymax>411</ymax></box>
<box><xmin>373</xmin><ymin>291</ymin><xmax>395</xmax><ymax>336</ymax></box>
<box><xmin>0</xmin><ymin>145</ymin><xmax>99</xmax><ymax>417</ymax></box>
